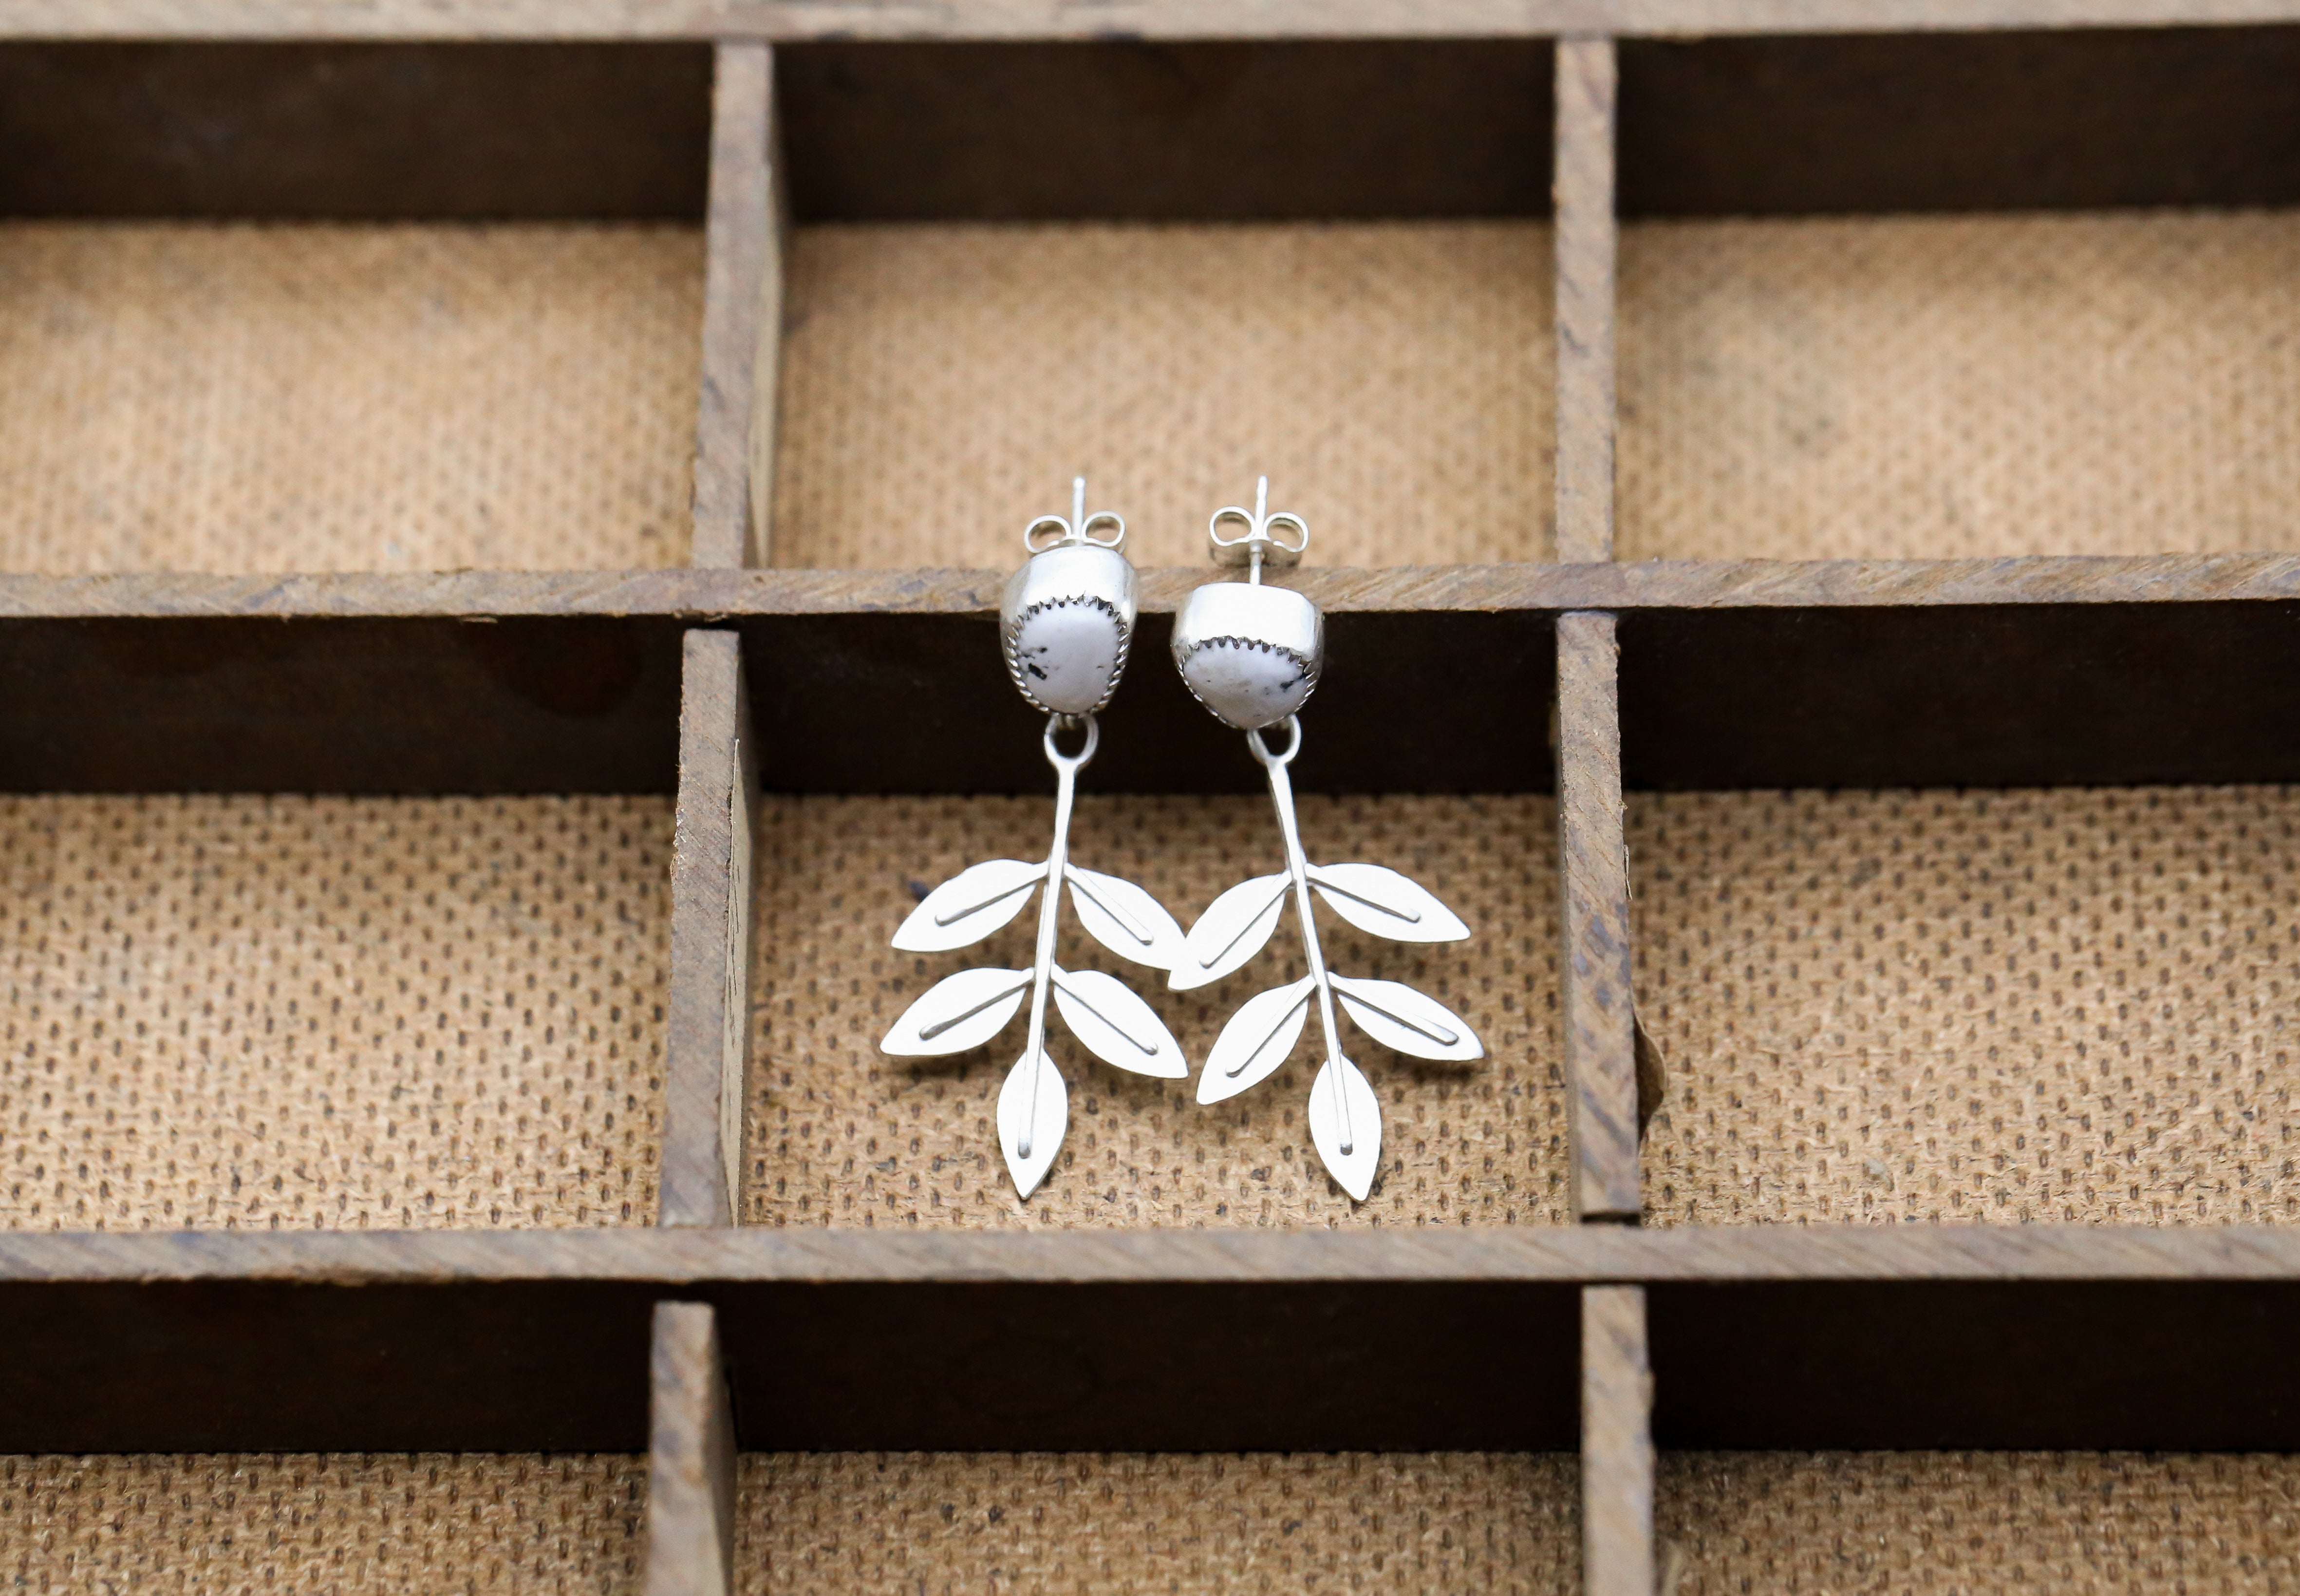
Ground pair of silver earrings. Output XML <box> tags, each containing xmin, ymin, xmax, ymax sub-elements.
<box><xmin>882</xmin><ymin>478</ymin><xmax>1481</xmax><ymax>1204</ymax></box>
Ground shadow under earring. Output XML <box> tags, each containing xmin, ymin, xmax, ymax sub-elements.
<box><xmin>879</xmin><ymin>478</ymin><xmax>1189</xmax><ymax>1199</ymax></box>
<box><xmin>1170</xmin><ymin>477</ymin><xmax>1483</xmax><ymax>1202</ymax></box>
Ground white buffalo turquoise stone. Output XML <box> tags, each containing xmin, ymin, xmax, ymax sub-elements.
<box><xmin>1007</xmin><ymin>598</ymin><xmax>1127</xmax><ymax>714</ymax></box>
<box><xmin>1177</xmin><ymin>638</ymin><xmax>1315</xmax><ymax>730</ymax></box>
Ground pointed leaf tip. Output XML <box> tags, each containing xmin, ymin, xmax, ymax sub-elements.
<box><xmin>1173</xmin><ymin>872</ymin><xmax>1291</xmax><ymax>991</ymax></box>
<box><xmin>1066</xmin><ymin>864</ymin><xmax>1186</xmax><ymax>972</ymax></box>
<box><xmin>1308</xmin><ymin>863</ymin><xmax>1470</xmax><ymax>943</ymax></box>
<box><xmin>1332</xmin><ymin>974</ymin><xmax>1483</xmax><ymax>1062</ymax></box>
<box><xmin>1197</xmin><ymin>975</ymin><xmax>1315</xmax><ymax>1104</ymax></box>
<box><xmin>1309</xmin><ymin>1056</ymin><xmax>1383</xmax><ymax>1201</ymax></box>
<box><xmin>996</xmin><ymin>1047</ymin><xmax>1068</xmax><ymax>1199</ymax></box>
<box><xmin>892</xmin><ymin>859</ymin><xmax>1046</xmax><ymax>952</ymax></box>
<box><xmin>879</xmin><ymin>967</ymin><xmax>1031</xmax><ymax>1057</ymax></box>
<box><xmin>1053</xmin><ymin>967</ymin><xmax>1188</xmax><ymax>1079</ymax></box>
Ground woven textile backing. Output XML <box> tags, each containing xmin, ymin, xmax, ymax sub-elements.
<box><xmin>1658</xmin><ymin>1452</ymin><xmax>2300</xmax><ymax>1594</ymax></box>
<box><xmin>0</xmin><ymin>223</ymin><xmax>702</xmax><ymax>574</ymax></box>
<box><xmin>0</xmin><ymin>795</ymin><xmax>671</xmax><ymax>1230</ymax></box>
<box><xmin>1633</xmin><ymin>787</ymin><xmax>2300</xmax><ymax>1225</ymax></box>
<box><xmin>0</xmin><ymin>1452</ymin><xmax>1572</xmax><ymax>1595</ymax></box>
<box><xmin>1616</xmin><ymin>209</ymin><xmax>2300</xmax><ymax>562</ymax></box>
<box><xmin>768</xmin><ymin>221</ymin><xmax>1556</xmax><ymax>569</ymax></box>
<box><xmin>746</xmin><ymin>793</ymin><xmax>1565</xmax><ymax>1227</ymax></box>
<box><xmin>11</xmin><ymin>1450</ymin><xmax>2295</xmax><ymax>1593</ymax></box>
<box><xmin>3</xmin><ymin>213</ymin><xmax>2296</xmax><ymax>572</ymax></box>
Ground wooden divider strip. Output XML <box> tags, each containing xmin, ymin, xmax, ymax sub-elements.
<box><xmin>647</xmin><ymin>1301</ymin><xmax>740</xmax><ymax>1596</ymax></box>
<box><xmin>660</xmin><ymin>629</ymin><xmax>760</xmax><ymax>1226</ymax></box>
<box><xmin>1552</xmin><ymin>35</ymin><xmax>1617</xmax><ymax>564</ymax></box>
<box><xmin>1582</xmin><ymin>1285</ymin><xmax>1656</xmax><ymax>1596</ymax></box>
<box><xmin>1557</xmin><ymin>611</ymin><xmax>1638</xmax><ymax>1220</ymax></box>
<box><xmin>692</xmin><ymin>40</ymin><xmax>786</xmax><ymax>570</ymax></box>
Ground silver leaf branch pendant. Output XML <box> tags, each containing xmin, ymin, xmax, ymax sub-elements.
<box><xmin>1175</xmin><ymin>715</ymin><xmax>1481</xmax><ymax>1201</ymax></box>
<box><xmin>882</xmin><ymin>714</ymin><xmax>1186</xmax><ymax>1199</ymax></box>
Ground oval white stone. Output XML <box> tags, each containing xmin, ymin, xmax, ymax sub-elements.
<box><xmin>1178</xmin><ymin>638</ymin><xmax>1314</xmax><ymax>730</ymax></box>
<box><xmin>1008</xmin><ymin>600</ymin><xmax>1125</xmax><ymax>714</ymax></box>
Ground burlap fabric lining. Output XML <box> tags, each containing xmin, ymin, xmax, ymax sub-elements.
<box><xmin>1616</xmin><ymin>209</ymin><xmax>2300</xmax><ymax>563</ymax></box>
<box><xmin>769</xmin><ymin>222</ymin><xmax>1554</xmax><ymax>568</ymax></box>
<box><xmin>1634</xmin><ymin>786</ymin><xmax>2300</xmax><ymax>1225</ymax></box>
<box><xmin>745</xmin><ymin>793</ymin><xmax>1565</xmax><ymax>1227</ymax></box>
<box><xmin>1658</xmin><ymin>1452</ymin><xmax>2300</xmax><ymax>1594</ymax></box>
<box><xmin>0</xmin><ymin>1452</ymin><xmax>1572</xmax><ymax>1594</ymax></box>
<box><xmin>3</xmin><ymin>212</ymin><xmax>2295</xmax><ymax>572</ymax></box>
<box><xmin>10</xmin><ymin>1450</ymin><xmax>2293</xmax><ymax>1593</ymax></box>
<box><xmin>0</xmin><ymin>223</ymin><xmax>701</xmax><ymax>575</ymax></box>
<box><xmin>0</xmin><ymin>795</ymin><xmax>670</xmax><ymax>1230</ymax></box>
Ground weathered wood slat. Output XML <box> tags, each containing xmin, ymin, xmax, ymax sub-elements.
<box><xmin>2</xmin><ymin>0</ymin><xmax>2296</xmax><ymax>42</ymax></box>
<box><xmin>1552</xmin><ymin>37</ymin><xmax>1616</xmax><ymax>566</ymax></box>
<box><xmin>661</xmin><ymin>630</ymin><xmax>759</xmax><ymax>1226</ymax></box>
<box><xmin>1557</xmin><ymin>613</ymin><xmax>1639</xmax><ymax>1220</ymax></box>
<box><xmin>3</xmin><ymin>555</ymin><xmax>2300</xmax><ymax>621</ymax></box>
<box><xmin>4</xmin><ymin>1221</ymin><xmax>2300</xmax><ymax>1285</ymax></box>
<box><xmin>1582</xmin><ymin>1286</ymin><xmax>1655</xmax><ymax>1596</ymax></box>
<box><xmin>0</xmin><ymin>1225</ymin><xmax>2295</xmax><ymax>1455</ymax></box>
<box><xmin>646</xmin><ymin>1302</ymin><xmax>739</xmax><ymax>1596</ymax></box>
<box><xmin>691</xmin><ymin>42</ymin><xmax>785</xmax><ymax>569</ymax></box>
<box><xmin>0</xmin><ymin>562</ymin><xmax>2295</xmax><ymax>793</ymax></box>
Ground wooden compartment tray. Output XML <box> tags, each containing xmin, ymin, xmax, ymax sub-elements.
<box><xmin>3</xmin><ymin>6</ymin><xmax>2300</xmax><ymax>1594</ymax></box>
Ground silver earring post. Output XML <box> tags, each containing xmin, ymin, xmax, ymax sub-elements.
<box><xmin>879</xmin><ymin>479</ymin><xmax>1191</xmax><ymax>1200</ymax></box>
<box><xmin>1171</xmin><ymin>478</ymin><xmax>1482</xmax><ymax>1202</ymax></box>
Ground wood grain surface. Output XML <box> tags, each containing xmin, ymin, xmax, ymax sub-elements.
<box><xmin>690</xmin><ymin>43</ymin><xmax>784</xmax><ymax>569</ymax></box>
<box><xmin>1557</xmin><ymin>613</ymin><xmax>1639</xmax><ymax>1220</ymax></box>
<box><xmin>646</xmin><ymin>1302</ymin><xmax>738</xmax><ymax>1596</ymax></box>
<box><xmin>1</xmin><ymin>0</ymin><xmax>2297</xmax><ymax>41</ymax></box>
<box><xmin>0</xmin><ymin>1227</ymin><xmax>2294</xmax><ymax>1454</ymax></box>
<box><xmin>660</xmin><ymin>632</ymin><xmax>759</xmax><ymax>1226</ymax></box>
<box><xmin>1552</xmin><ymin>38</ymin><xmax>1616</xmax><ymax>566</ymax></box>
<box><xmin>1582</xmin><ymin>1285</ymin><xmax>1656</xmax><ymax>1596</ymax></box>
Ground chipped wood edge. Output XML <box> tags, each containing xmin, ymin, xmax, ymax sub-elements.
<box><xmin>1582</xmin><ymin>1285</ymin><xmax>1657</xmax><ymax>1596</ymax></box>
<box><xmin>646</xmin><ymin>1301</ymin><xmax>738</xmax><ymax>1596</ymax></box>
<box><xmin>1552</xmin><ymin>35</ymin><xmax>1617</xmax><ymax>565</ymax></box>
<box><xmin>692</xmin><ymin>41</ymin><xmax>784</xmax><ymax>570</ymax></box>
<box><xmin>1558</xmin><ymin>611</ymin><xmax>1640</xmax><ymax>1220</ymax></box>
<box><xmin>661</xmin><ymin>629</ymin><xmax>755</xmax><ymax>1226</ymax></box>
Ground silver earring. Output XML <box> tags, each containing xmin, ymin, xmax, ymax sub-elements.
<box><xmin>1171</xmin><ymin>478</ymin><xmax>1482</xmax><ymax>1201</ymax></box>
<box><xmin>880</xmin><ymin>478</ymin><xmax>1189</xmax><ymax>1200</ymax></box>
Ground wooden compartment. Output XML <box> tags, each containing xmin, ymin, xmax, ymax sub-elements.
<box><xmin>0</xmin><ymin>794</ymin><xmax>672</xmax><ymax>1229</ymax></box>
<box><xmin>768</xmin><ymin>220</ymin><xmax>1553</xmax><ymax>569</ymax></box>
<box><xmin>0</xmin><ymin>43</ymin><xmax>710</xmax><ymax>575</ymax></box>
<box><xmin>3</xmin><ymin>11</ymin><xmax>2299</xmax><ymax>1596</ymax></box>
<box><xmin>1612</xmin><ymin>25</ymin><xmax>2300</xmax><ymax>563</ymax></box>
<box><xmin>1632</xmin><ymin>785</ymin><xmax>2300</xmax><ymax>1225</ymax></box>
<box><xmin>743</xmin><ymin>793</ymin><xmax>1564</xmax><ymax>1227</ymax></box>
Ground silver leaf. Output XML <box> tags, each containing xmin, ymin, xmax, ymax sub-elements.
<box><xmin>1171</xmin><ymin>872</ymin><xmax>1291</xmax><ymax>991</ymax></box>
<box><xmin>1308</xmin><ymin>863</ymin><xmax>1470</xmax><ymax>943</ymax></box>
<box><xmin>996</xmin><ymin>1046</ymin><xmax>1068</xmax><ymax>1199</ymax></box>
<box><xmin>1197</xmin><ymin>974</ymin><xmax>1316</xmax><ymax>1105</ymax></box>
<box><xmin>1331</xmin><ymin>974</ymin><xmax>1483</xmax><ymax>1062</ymax></box>
<box><xmin>1051</xmin><ymin>966</ymin><xmax>1188</xmax><ymax>1079</ymax></box>
<box><xmin>879</xmin><ymin>967</ymin><xmax>1030</xmax><ymax>1057</ymax></box>
<box><xmin>1066</xmin><ymin>864</ymin><xmax>1186</xmax><ymax>972</ymax></box>
<box><xmin>1308</xmin><ymin>1054</ymin><xmax>1383</xmax><ymax>1201</ymax></box>
<box><xmin>892</xmin><ymin>858</ymin><xmax>1046</xmax><ymax>953</ymax></box>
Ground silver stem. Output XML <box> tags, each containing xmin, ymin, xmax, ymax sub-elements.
<box><xmin>1020</xmin><ymin>714</ymin><xmax>1093</xmax><ymax>1158</ymax></box>
<box><xmin>1252</xmin><ymin>718</ymin><xmax>1351</xmax><ymax>1154</ymax></box>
